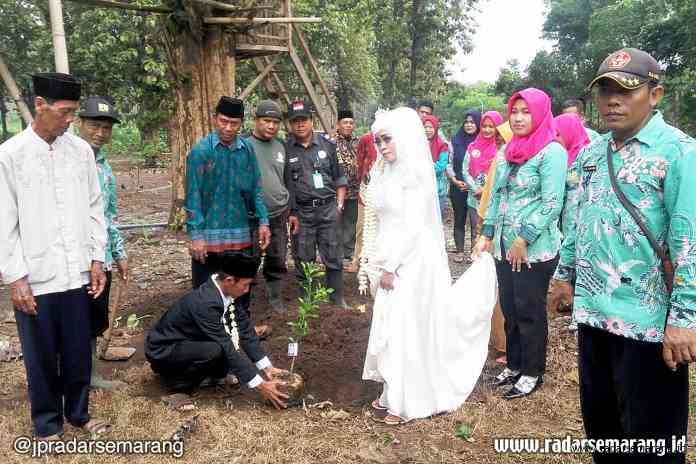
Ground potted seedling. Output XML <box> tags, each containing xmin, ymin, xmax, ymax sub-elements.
<box><xmin>274</xmin><ymin>262</ymin><xmax>332</xmax><ymax>404</ymax></box>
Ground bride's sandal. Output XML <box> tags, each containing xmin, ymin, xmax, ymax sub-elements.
<box><xmin>383</xmin><ymin>413</ymin><xmax>409</xmax><ymax>425</ymax></box>
<box><xmin>371</xmin><ymin>399</ymin><xmax>387</xmax><ymax>411</ymax></box>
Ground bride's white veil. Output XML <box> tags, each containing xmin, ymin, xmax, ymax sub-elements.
<box><xmin>370</xmin><ymin>107</ymin><xmax>446</xmax><ymax>246</ymax></box>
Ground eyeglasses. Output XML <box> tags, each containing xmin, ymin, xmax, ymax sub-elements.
<box><xmin>374</xmin><ymin>134</ymin><xmax>393</xmax><ymax>146</ymax></box>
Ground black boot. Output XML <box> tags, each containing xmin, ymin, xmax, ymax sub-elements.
<box><xmin>265</xmin><ymin>280</ymin><xmax>286</xmax><ymax>313</ymax></box>
<box><xmin>326</xmin><ymin>270</ymin><xmax>351</xmax><ymax>310</ymax></box>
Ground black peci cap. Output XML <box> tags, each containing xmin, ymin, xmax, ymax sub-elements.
<box><xmin>32</xmin><ymin>72</ymin><xmax>81</xmax><ymax>101</ymax></box>
<box><xmin>337</xmin><ymin>109</ymin><xmax>354</xmax><ymax>121</ymax></box>
<box><xmin>211</xmin><ymin>251</ymin><xmax>260</xmax><ymax>279</ymax></box>
<box><xmin>216</xmin><ymin>96</ymin><xmax>244</xmax><ymax>119</ymax></box>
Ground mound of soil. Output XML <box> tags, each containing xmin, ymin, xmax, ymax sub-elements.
<box><xmin>254</xmin><ymin>271</ymin><xmax>381</xmax><ymax>409</ymax></box>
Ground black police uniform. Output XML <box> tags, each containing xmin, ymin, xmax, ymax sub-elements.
<box><xmin>285</xmin><ymin>134</ymin><xmax>349</xmax><ymax>305</ymax></box>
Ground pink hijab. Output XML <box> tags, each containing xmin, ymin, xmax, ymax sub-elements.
<box><xmin>466</xmin><ymin>111</ymin><xmax>504</xmax><ymax>177</ymax></box>
<box><xmin>504</xmin><ymin>88</ymin><xmax>556</xmax><ymax>165</ymax></box>
<box><xmin>554</xmin><ymin>113</ymin><xmax>590</xmax><ymax>166</ymax></box>
<box><xmin>421</xmin><ymin>115</ymin><xmax>449</xmax><ymax>163</ymax></box>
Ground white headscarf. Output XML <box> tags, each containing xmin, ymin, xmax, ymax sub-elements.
<box><xmin>358</xmin><ymin>107</ymin><xmax>448</xmax><ymax>296</ymax></box>
<box><xmin>370</xmin><ymin>106</ymin><xmax>444</xmax><ymax>236</ymax></box>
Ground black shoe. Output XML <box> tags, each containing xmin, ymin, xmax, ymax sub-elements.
<box><xmin>489</xmin><ymin>371</ymin><xmax>521</xmax><ymax>388</ymax></box>
<box><xmin>503</xmin><ymin>377</ymin><xmax>543</xmax><ymax>400</ymax></box>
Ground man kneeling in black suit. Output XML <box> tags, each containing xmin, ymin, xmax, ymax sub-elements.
<box><xmin>145</xmin><ymin>252</ymin><xmax>288</xmax><ymax>410</ymax></box>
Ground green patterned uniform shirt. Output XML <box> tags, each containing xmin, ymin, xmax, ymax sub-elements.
<box><xmin>482</xmin><ymin>141</ymin><xmax>568</xmax><ymax>263</ymax></box>
<box><xmin>554</xmin><ymin>112</ymin><xmax>696</xmax><ymax>342</ymax></box>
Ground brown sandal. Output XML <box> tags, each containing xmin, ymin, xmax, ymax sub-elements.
<box><xmin>371</xmin><ymin>399</ymin><xmax>387</xmax><ymax>411</ymax></box>
<box><xmin>81</xmin><ymin>419</ymin><xmax>112</xmax><ymax>438</ymax></box>
<box><xmin>383</xmin><ymin>414</ymin><xmax>409</xmax><ymax>425</ymax></box>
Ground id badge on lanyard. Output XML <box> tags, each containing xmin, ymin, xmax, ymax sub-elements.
<box><xmin>312</xmin><ymin>171</ymin><xmax>324</xmax><ymax>189</ymax></box>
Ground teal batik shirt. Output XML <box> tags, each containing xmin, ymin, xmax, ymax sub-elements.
<box><xmin>586</xmin><ymin>127</ymin><xmax>601</xmax><ymax>142</ymax></box>
<box><xmin>95</xmin><ymin>149</ymin><xmax>127</xmax><ymax>270</ymax></box>
<box><xmin>482</xmin><ymin>142</ymin><xmax>567</xmax><ymax>263</ymax></box>
<box><xmin>185</xmin><ymin>132</ymin><xmax>269</xmax><ymax>252</ymax></box>
<box><xmin>461</xmin><ymin>146</ymin><xmax>504</xmax><ymax>210</ymax></box>
<box><xmin>434</xmin><ymin>150</ymin><xmax>449</xmax><ymax>198</ymax></box>
<box><xmin>554</xmin><ymin>112</ymin><xmax>696</xmax><ymax>342</ymax></box>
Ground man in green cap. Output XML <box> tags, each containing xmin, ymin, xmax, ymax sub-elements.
<box><xmin>77</xmin><ymin>96</ymin><xmax>128</xmax><ymax>390</ymax></box>
<box><xmin>244</xmin><ymin>100</ymin><xmax>299</xmax><ymax>312</ymax></box>
<box><xmin>550</xmin><ymin>48</ymin><xmax>695</xmax><ymax>463</ymax></box>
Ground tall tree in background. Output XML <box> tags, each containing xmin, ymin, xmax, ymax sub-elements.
<box><xmin>500</xmin><ymin>0</ymin><xmax>696</xmax><ymax>133</ymax></box>
<box><xmin>0</xmin><ymin>0</ymin><xmax>171</xmax><ymax>141</ymax></box>
<box><xmin>374</xmin><ymin>0</ymin><xmax>477</xmax><ymax>106</ymax></box>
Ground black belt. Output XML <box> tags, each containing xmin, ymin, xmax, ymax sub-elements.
<box><xmin>297</xmin><ymin>197</ymin><xmax>334</xmax><ymax>208</ymax></box>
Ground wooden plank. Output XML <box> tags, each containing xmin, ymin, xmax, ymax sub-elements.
<box><xmin>288</xmin><ymin>46</ymin><xmax>331</xmax><ymax>134</ymax></box>
<box><xmin>203</xmin><ymin>17</ymin><xmax>321</xmax><ymax>24</ymax></box>
<box><xmin>189</xmin><ymin>0</ymin><xmax>272</xmax><ymax>12</ymax></box>
<box><xmin>240</xmin><ymin>54</ymin><xmax>282</xmax><ymax>99</ymax></box>
<box><xmin>261</xmin><ymin>56</ymin><xmax>291</xmax><ymax>105</ymax></box>
<box><xmin>248</xmin><ymin>33</ymin><xmax>286</xmax><ymax>41</ymax></box>
<box><xmin>292</xmin><ymin>25</ymin><xmax>336</xmax><ymax>117</ymax></box>
<box><xmin>236</xmin><ymin>44</ymin><xmax>288</xmax><ymax>53</ymax></box>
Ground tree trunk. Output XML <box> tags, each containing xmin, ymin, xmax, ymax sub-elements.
<box><xmin>409</xmin><ymin>0</ymin><xmax>424</xmax><ymax>98</ymax></box>
<box><xmin>165</xmin><ymin>25</ymin><xmax>236</xmax><ymax>229</ymax></box>
<box><xmin>0</xmin><ymin>98</ymin><xmax>7</xmax><ymax>141</ymax></box>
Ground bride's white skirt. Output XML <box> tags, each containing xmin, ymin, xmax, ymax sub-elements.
<box><xmin>362</xmin><ymin>252</ymin><xmax>497</xmax><ymax>420</ymax></box>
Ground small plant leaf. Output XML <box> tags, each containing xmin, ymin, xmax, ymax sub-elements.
<box><xmin>455</xmin><ymin>423</ymin><xmax>472</xmax><ymax>440</ymax></box>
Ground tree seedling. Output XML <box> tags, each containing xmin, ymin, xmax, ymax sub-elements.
<box><xmin>287</xmin><ymin>262</ymin><xmax>332</xmax><ymax>374</ymax></box>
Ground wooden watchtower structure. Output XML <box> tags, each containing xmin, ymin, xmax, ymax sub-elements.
<box><xmin>5</xmin><ymin>0</ymin><xmax>335</xmax><ymax>225</ymax></box>
<box><xmin>154</xmin><ymin>0</ymin><xmax>338</xmax><ymax>224</ymax></box>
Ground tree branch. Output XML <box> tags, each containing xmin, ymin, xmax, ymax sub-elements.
<box><xmin>67</xmin><ymin>0</ymin><xmax>173</xmax><ymax>14</ymax></box>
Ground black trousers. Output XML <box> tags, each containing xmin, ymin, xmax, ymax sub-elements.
<box><xmin>89</xmin><ymin>271</ymin><xmax>112</xmax><ymax>337</ymax></box>
<box><xmin>262</xmin><ymin>211</ymin><xmax>289</xmax><ymax>282</ymax></box>
<box><xmin>149</xmin><ymin>341</ymin><xmax>226</xmax><ymax>393</ymax></box>
<box><xmin>292</xmin><ymin>201</ymin><xmax>342</xmax><ymax>276</ymax></box>
<box><xmin>467</xmin><ymin>206</ymin><xmax>478</xmax><ymax>244</ymax></box>
<box><xmin>15</xmin><ymin>287</ymin><xmax>92</xmax><ymax>437</ymax></box>
<box><xmin>192</xmin><ymin>248</ymin><xmax>253</xmax><ymax>316</ymax></box>
<box><xmin>337</xmin><ymin>198</ymin><xmax>359</xmax><ymax>260</ymax></box>
<box><xmin>578</xmin><ymin>324</ymin><xmax>688</xmax><ymax>464</ymax></box>
<box><xmin>449</xmin><ymin>188</ymin><xmax>469</xmax><ymax>252</ymax></box>
<box><xmin>495</xmin><ymin>256</ymin><xmax>557</xmax><ymax>377</ymax></box>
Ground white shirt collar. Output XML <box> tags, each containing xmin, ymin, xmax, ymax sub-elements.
<box><xmin>211</xmin><ymin>273</ymin><xmax>234</xmax><ymax>308</ymax></box>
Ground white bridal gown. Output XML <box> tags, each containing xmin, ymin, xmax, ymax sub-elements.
<box><xmin>362</xmin><ymin>107</ymin><xmax>497</xmax><ymax>421</ymax></box>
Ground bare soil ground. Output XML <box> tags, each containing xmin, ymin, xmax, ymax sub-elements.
<box><xmin>0</xmin><ymin>162</ymin><xmax>694</xmax><ymax>463</ymax></box>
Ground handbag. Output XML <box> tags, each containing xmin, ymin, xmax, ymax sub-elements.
<box><xmin>606</xmin><ymin>144</ymin><xmax>674</xmax><ymax>295</ymax></box>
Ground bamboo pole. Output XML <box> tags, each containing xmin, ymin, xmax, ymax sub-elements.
<box><xmin>189</xmin><ymin>0</ymin><xmax>273</xmax><ymax>13</ymax></box>
<box><xmin>68</xmin><ymin>0</ymin><xmax>172</xmax><ymax>13</ymax></box>
<box><xmin>292</xmin><ymin>25</ymin><xmax>337</xmax><ymax>117</ymax></box>
<box><xmin>0</xmin><ymin>55</ymin><xmax>33</xmax><ymax>125</ymax></box>
<box><xmin>203</xmin><ymin>17</ymin><xmax>321</xmax><ymax>24</ymax></box>
<box><xmin>48</xmin><ymin>0</ymin><xmax>70</xmax><ymax>73</ymax></box>
<box><xmin>288</xmin><ymin>46</ymin><xmax>331</xmax><ymax>134</ymax></box>
<box><xmin>253</xmin><ymin>57</ymin><xmax>290</xmax><ymax>105</ymax></box>
<box><xmin>240</xmin><ymin>54</ymin><xmax>281</xmax><ymax>99</ymax></box>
